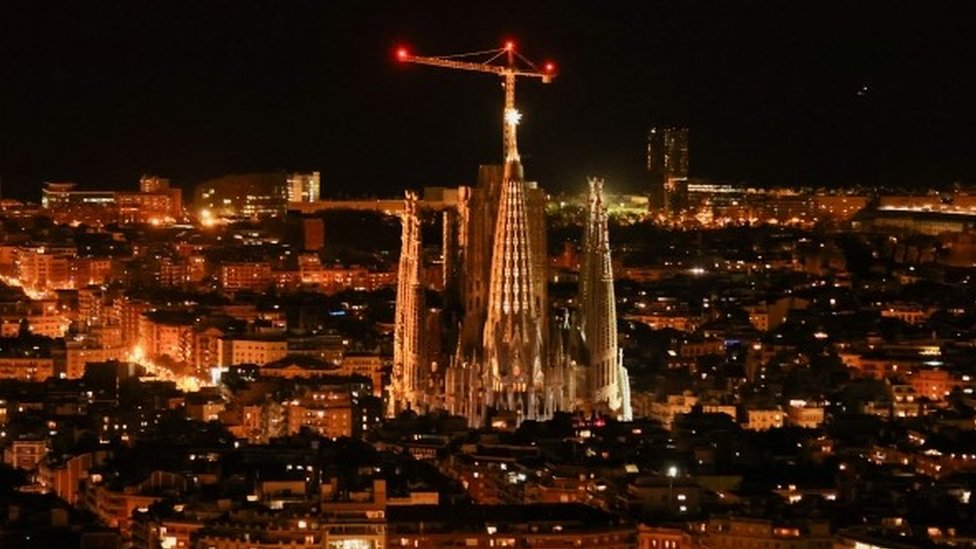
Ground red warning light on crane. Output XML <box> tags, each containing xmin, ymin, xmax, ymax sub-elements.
<box><xmin>395</xmin><ymin>47</ymin><xmax>409</xmax><ymax>61</ymax></box>
<box><xmin>504</xmin><ymin>40</ymin><xmax>515</xmax><ymax>51</ymax></box>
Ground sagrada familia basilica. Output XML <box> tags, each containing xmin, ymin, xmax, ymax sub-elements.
<box><xmin>389</xmin><ymin>55</ymin><xmax>631</xmax><ymax>426</ymax></box>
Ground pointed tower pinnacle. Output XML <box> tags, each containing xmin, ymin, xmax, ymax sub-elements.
<box><xmin>390</xmin><ymin>191</ymin><xmax>425</xmax><ymax>416</ymax></box>
<box><xmin>502</xmin><ymin>73</ymin><xmax>524</xmax><ymax>183</ymax></box>
<box><xmin>482</xmin><ymin>173</ymin><xmax>545</xmax><ymax>421</ymax></box>
<box><xmin>481</xmin><ymin>78</ymin><xmax>547</xmax><ymax>423</ymax></box>
<box><xmin>580</xmin><ymin>178</ymin><xmax>632</xmax><ymax>420</ymax></box>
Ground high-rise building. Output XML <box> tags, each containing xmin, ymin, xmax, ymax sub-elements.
<box><xmin>137</xmin><ymin>175</ymin><xmax>183</xmax><ymax>219</ymax></box>
<box><xmin>579</xmin><ymin>178</ymin><xmax>632</xmax><ymax>420</ymax></box>
<box><xmin>40</xmin><ymin>177</ymin><xmax>182</xmax><ymax>226</ymax></box>
<box><xmin>194</xmin><ymin>171</ymin><xmax>319</xmax><ymax>219</ymax></box>
<box><xmin>139</xmin><ymin>175</ymin><xmax>170</xmax><ymax>194</ymax></box>
<box><xmin>40</xmin><ymin>182</ymin><xmax>116</xmax><ymax>227</ymax></box>
<box><xmin>193</xmin><ymin>172</ymin><xmax>289</xmax><ymax>218</ymax></box>
<box><xmin>286</xmin><ymin>171</ymin><xmax>321</xmax><ymax>203</ymax></box>
<box><xmin>647</xmin><ymin>127</ymin><xmax>690</xmax><ymax>213</ymax></box>
<box><xmin>117</xmin><ymin>178</ymin><xmax>183</xmax><ymax>224</ymax></box>
<box><xmin>664</xmin><ymin>176</ymin><xmax>689</xmax><ymax>214</ymax></box>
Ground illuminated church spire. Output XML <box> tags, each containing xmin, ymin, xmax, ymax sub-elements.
<box><xmin>580</xmin><ymin>178</ymin><xmax>632</xmax><ymax>420</ymax></box>
<box><xmin>412</xmin><ymin>42</ymin><xmax>560</xmax><ymax>426</ymax></box>
<box><xmin>390</xmin><ymin>191</ymin><xmax>425</xmax><ymax>415</ymax></box>
<box><xmin>477</xmin><ymin>87</ymin><xmax>549</xmax><ymax>423</ymax></box>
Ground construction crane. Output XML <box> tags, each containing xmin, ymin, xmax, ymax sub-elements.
<box><xmin>395</xmin><ymin>41</ymin><xmax>557</xmax><ymax>171</ymax></box>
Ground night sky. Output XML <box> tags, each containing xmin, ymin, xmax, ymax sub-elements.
<box><xmin>2</xmin><ymin>1</ymin><xmax>976</xmax><ymax>200</ymax></box>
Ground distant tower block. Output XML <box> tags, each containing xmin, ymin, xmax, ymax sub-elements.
<box><xmin>647</xmin><ymin>127</ymin><xmax>689</xmax><ymax>213</ymax></box>
<box><xmin>139</xmin><ymin>175</ymin><xmax>171</xmax><ymax>193</ymax></box>
<box><xmin>287</xmin><ymin>171</ymin><xmax>321</xmax><ymax>203</ymax></box>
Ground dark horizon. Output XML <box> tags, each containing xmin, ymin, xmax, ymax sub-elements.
<box><xmin>2</xmin><ymin>1</ymin><xmax>976</xmax><ymax>201</ymax></box>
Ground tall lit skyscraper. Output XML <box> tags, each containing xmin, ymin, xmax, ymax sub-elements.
<box><xmin>647</xmin><ymin>127</ymin><xmax>689</xmax><ymax>213</ymax></box>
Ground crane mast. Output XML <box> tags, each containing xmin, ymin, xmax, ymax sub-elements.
<box><xmin>396</xmin><ymin>41</ymin><xmax>557</xmax><ymax>174</ymax></box>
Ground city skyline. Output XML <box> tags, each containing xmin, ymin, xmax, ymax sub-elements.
<box><xmin>3</xmin><ymin>3</ymin><xmax>976</xmax><ymax>544</ymax></box>
<box><xmin>3</xmin><ymin>1</ymin><xmax>976</xmax><ymax>199</ymax></box>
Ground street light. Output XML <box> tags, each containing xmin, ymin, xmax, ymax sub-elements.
<box><xmin>667</xmin><ymin>466</ymin><xmax>678</xmax><ymax>513</ymax></box>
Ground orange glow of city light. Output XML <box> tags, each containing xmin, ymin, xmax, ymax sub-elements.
<box><xmin>199</xmin><ymin>208</ymin><xmax>216</xmax><ymax>228</ymax></box>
